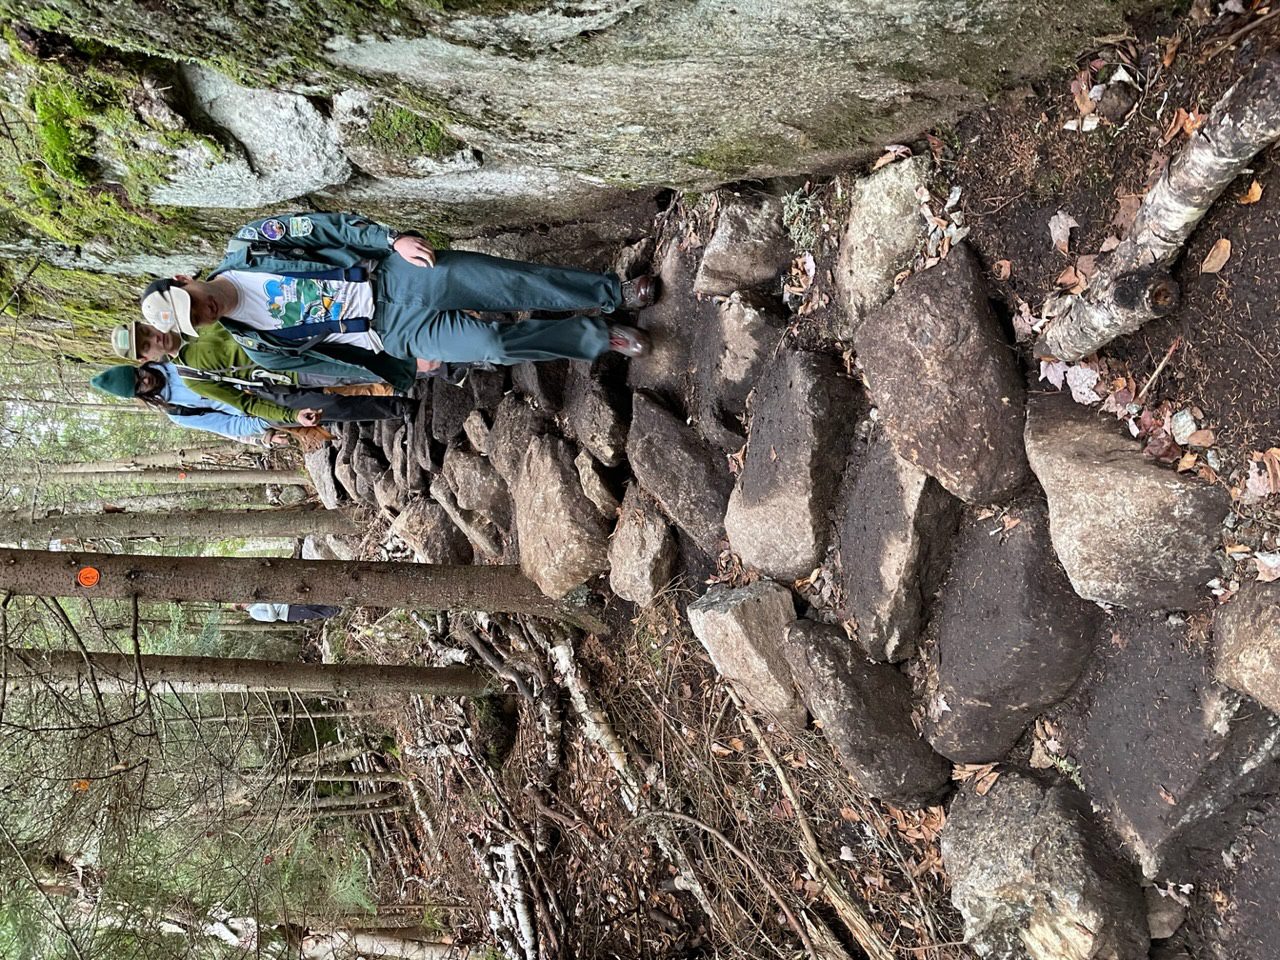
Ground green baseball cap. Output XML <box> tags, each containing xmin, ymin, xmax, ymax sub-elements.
<box><xmin>90</xmin><ymin>365</ymin><xmax>138</xmax><ymax>399</ymax></box>
<box><xmin>111</xmin><ymin>323</ymin><xmax>138</xmax><ymax>361</ymax></box>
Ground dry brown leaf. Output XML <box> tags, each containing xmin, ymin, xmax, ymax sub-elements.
<box><xmin>1002</xmin><ymin>515</ymin><xmax>1022</xmax><ymax>532</ymax></box>
<box><xmin>1162</xmin><ymin>35</ymin><xmax>1183</xmax><ymax>67</ymax></box>
<box><xmin>1160</xmin><ymin>107</ymin><xmax>1189</xmax><ymax>146</ymax></box>
<box><xmin>1264</xmin><ymin>447</ymin><xmax>1280</xmax><ymax>492</ymax></box>
<box><xmin>1076</xmin><ymin>254</ymin><xmax>1098</xmax><ymax>279</ymax></box>
<box><xmin>1159</xmin><ymin>785</ymin><xmax>1178</xmax><ymax>806</ymax></box>
<box><xmin>992</xmin><ymin>259</ymin><xmax>1012</xmax><ymax>281</ymax></box>
<box><xmin>1177</xmin><ymin>452</ymin><xmax>1198</xmax><ymax>472</ymax></box>
<box><xmin>975</xmin><ymin>769</ymin><xmax>1000</xmax><ymax>796</ymax></box>
<box><xmin>1238</xmin><ymin>180</ymin><xmax>1264</xmax><ymax>205</ymax></box>
<box><xmin>1201</xmin><ymin>238</ymin><xmax>1231</xmax><ymax>274</ymax></box>
<box><xmin>1112</xmin><ymin>195</ymin><xmax>1142</xmax><ymax>236</ymax></box>
<box><xmin>1186</xmin><ymin>429</ymin><xmax>1215</xmax><ymax>447</ymax></box>
<box><xmin>1056</xmin><ymin>265</ymin><xmax>1086</xmax><ymax>293</ymax></box>
<box><xmin>1100</xmin><ymin>234</ymin><xmax>1122</xmax><ymax>253</ymax></box>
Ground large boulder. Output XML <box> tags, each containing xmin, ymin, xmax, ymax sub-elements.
<box><xmin>943</xmin><ymin>770</ymin><xmax>1150</xmax><ymax>960</ymax></box>
<box><xmin>856</xmin><ymin>245</ymin><xmax>1029</xmax><ymax>504</ymax></box>
<box><xmin>704</xmin><ymin>292</ymin><xmax>783</xmax><ymax>414</ymax></box>
<box><xmin>442</xmin><ymin>446</ymin><xmax>512</xmax><ymax>528</ymax></box>
<box><xmin>1191</xmin><ymin>799</ymin><xmax>1280</xmax><ymax>959</ymax></box>
<box><xmin>608</xmin><ymin>486</ymin><xmax>678</xmax><ymax>605</ymax></box>
<box><xmin>488</xmin><ymin>395</ymin><xmax>549</xmax><ymax>486</ymax></box>
<box><xmin>563</xmin><ymin>372</ymin><xmax>628</xmax><ymax>467</ymax></box>
<box><xmin>304</xmin><ymin>446</ymin><xmax>345</xmax><ymax>510</ymax></box>
<box><xmin>513</xmin><ymin>436</ymin><xmax>610</xmax><ymax>598</ymax></box>
<box><xmin>725</xmin><ymin>351</ymin><xmax>857</xmax><ymax>580</ymax></box>
<box><xmin>687</xmin><ymin>582</ymin><xmax>805</xmax><ymax>730</ymax></box>
<box><xmin>150</xmin><ymin>64</ymin><xmax>350</xmax><ymax>208</ymax></box>
<box><xmin>836</xmin><ymin>429</ymin><xmax>958</xmax><ymax>662</ymax></box>
<box><xmin>1025</xmin><ymin>395</ymin><xmax>1228</xmax><ymax>610</ymax></box>
<box><xmin>925</xmin><ymin>497</ymin><xmax>1102</xmax><ymax>763</ymax></box>
<box><xmin>1050</xmin><ymin>611</ymin><xmax>1280</xmax><ymax>879</ymax></box>
<box><xmin>693</xmin><ymin>196</ymin><xmax>788</xmax><ymax>296</ymax></box>
<box><xmin>390</xmin><ymin>499</ymin><xmax>474</xmax><ymax>565</ymax></box>
<box><xmin>627</xmin><ymin>394</ymin><xmax>733</xmax><ymax>554</ymax></box>
<box><xmin>431</xmin><ymin>377</ymin><xmax>474</xmax><ymax>442</ymax></box>
<box><xmin>832</xmin><ymin>156</ymin><xmax>932</xmax><ymax>340</ymax></box>
<box><xmin>780</xmin><ymin>620</ymin><xmax>949</xmax><ymax>806</ymax></box>
<box><xmin>1214</xmin><ymin>582</ymin><xmax>1280</xmax><ymax>714</ymax></box>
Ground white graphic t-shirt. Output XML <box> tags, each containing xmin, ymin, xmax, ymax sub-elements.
<box><xmin>220</xmin><ymin>271</ymin><xmax>382</xmax><ymax>351</ymax></box>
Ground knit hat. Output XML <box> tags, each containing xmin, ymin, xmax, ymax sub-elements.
<box><xmin>90</xmin><ymin>365</ymin><xmax>138</xmax><ymax>399</ymax></box>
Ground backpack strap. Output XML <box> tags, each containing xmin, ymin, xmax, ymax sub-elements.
<box><xmin>264</xmin><ymin>316</ymin><xmax>372</xmax><ymax>341</ymax></box>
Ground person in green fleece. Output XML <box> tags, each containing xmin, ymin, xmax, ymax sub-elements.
<box><xmin>109</xmin><ymin>322</ymin><xmax>412</xmax><ymax>427</ymax></box>
<box><xmin>115</xmin><ymin>211</ymin><xmax>656</xmax><ymax>383</ymax></box>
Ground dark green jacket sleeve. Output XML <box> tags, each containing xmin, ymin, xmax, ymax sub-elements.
<box><xmin>227</xmin><ymin>212</ymin><xmax>397</xmax><ymax>264</ymax></box>
<box><xmin>184</xmin><ymin>378</ymin><xmax>299</xmax><ymax>424</ymax></box>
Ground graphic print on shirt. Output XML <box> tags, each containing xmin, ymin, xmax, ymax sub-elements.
<box><xmin>263</xmin><ymin>278</ymin><xmax>343</xmax><ymax>329</ymax></box>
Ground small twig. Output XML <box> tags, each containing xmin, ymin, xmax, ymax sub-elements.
<box><xmin>634</xmin><ymin>809</ymin><xmax>826</xmax><ymax>960</ymax></box>
<box><xmin>1208</xmin><ymin>8</ymin><xmax>1280</xmax><ymax>60</ymax></box>
<box><xmin>1136</xmin><ymin>335</ymin><xmax>1182</xmax><ymax>403</ymax></box>
<box><xmin>727</xmin><ymin>688</ymin><xmax>897</xmax><ymax>960</ymax></box>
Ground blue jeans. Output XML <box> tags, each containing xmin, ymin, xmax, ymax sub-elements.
<box><xmin>374</xmin><ymin>251</ymin><xmax>620</xmax><ymax>364</ymax></box>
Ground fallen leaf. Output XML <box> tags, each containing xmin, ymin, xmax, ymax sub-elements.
<box><xmin>992</xmin><ymin>259</ymin><xmax>1012</xmax><ymax>281</ymax></box>
<box><xmin>1162</xmin><ymin>35</ymin><xmax>1183</xmax><ymax>67</ymax></box>
<box><xmin>1160</xmin><ymin>107</ymin><xmax>1189</xmax><ymax>146</ymax></box>
<box><xmin>1144</xmin><ymin>430</ymin><xmax>1181</xmax><ymax>464</ymax></box>
<box><xmin>975</xmin><ymin>769</ymin><xmax>1000</xmax><ymax>796</ymax></box>
<box><xmin>873</xmin><ymin>144</ymin><xmax>912</xmax><ymax>170</ymax></box>
<box><xmin>1112</xmin><ymin>195</ymin><xmax>1142</xmax><ymax>236</ymax></box>
<box><xmin>1264</xmin><ymin>447</ymin><xmax>1280</xmax><ymax>491</ymax></box>
<box><xmin>925</xmin><ymin>133</ymin><xmax>946</xmax><ymax>161</ymax></box>
<box><xmin>1056</xmin><ymin>264</ymin><xmax>1085</xmax><ymax>293</ymax></box>
<box><xmin>1040</xmin><ymin>359</ymin><xmax>1070</xmax><ymax>389</ymax></box>
<box><xmin>1238</xmin><ymin>180</ymin><xmax>1264</xmax><ymax>205</ymax></box>
<box><xmin>1243</xmin><ymin>460</ymin><xmax>1273</xmax><ymax>501</ymax></box>
<box><xmin>1002</xmin><ymin>515</ymin><xmax>1022</xmax><ymax>532</ymax></box>
<box><xmin>1076</xmin><ymin>254</ymin><xmax>1098</xmax><ymax>279</ymax></box>
<box><xmin>1049</xmin><ymin>210</ymin><xmax>1079</xmax><ymax>254</ymax></box>
<box><xmin>1066</xmin><ymin>364</ymin><xmax>1102</xmax><ymax>404</ymax></box>
<box><xmin>1186</xmin><ymin>429</ymin><xmax>1215</xmax><ymax>447</ymax></box>
<box><xmin>1159</xmin><ymin>785</ymin><xmax>1178</xmax><ymax>806</ymax></box>
<box><xmin>72</xmin><ymin>779</ymin><xmax>90</xmax><ymax>792</ymax></box>
<box><xmin>1256</xmin><ymin>552</ymin><xmax>1280</xmax><ymax>583</ymax></box>
<box><xmin>1201</xmin><ymin>238</ymin><xmax>1231</xmax><ymax>274</ymax></box>
<box><xmin>1100</xmin><ymin>234</ymin><xmax>1122</xmax><ymax>252</ymax></box>
<box><xmin>1177</xmin><ymin>452</ymin><xmax>1199</xmax><ymax>472</ymax></box>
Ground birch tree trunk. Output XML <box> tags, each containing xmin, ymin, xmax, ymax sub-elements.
<box><xmin>4</xmin><ymin>647</ymin><xmax>489</xmax><ymax>697</ymax></box>
<box><xmin>0</xmin><ymin>505</ymin><xmax>357</xmax><ymax>544</ymax></box>
<box><xmin>1041</xmin><ymin>54</ymin><xmax>1280</xmax><ymax>359</ymax></box>
<box><xmin>0</xmin><ymin>548</ymin><xmax>576</xmax><ymax>620</ymax></box>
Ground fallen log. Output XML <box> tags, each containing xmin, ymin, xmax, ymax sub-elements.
<box><xmin>1040</xmin><ymin>53</ymin><xmax>1280</xmax><ymax>360</ymax></box>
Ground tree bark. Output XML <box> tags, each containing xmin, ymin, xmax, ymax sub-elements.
<box><xmin>5</xmin><ymin>647</ymin><xmax>490</xmax><ymax>697</ymax></box>
<box><xmin>0</xmin><ymin>505</ymin><xmax>357</xmax><ymax>544</ymax></box>
<box><xmin>1042</xmin><ymin>54</ymin><xmax>1280</xmax><ymax>359</ymax></box>
<box><xmin>0</xmin><ymin>549</ymin><xmax>573</xmax><ymax>619</ymax></box>
<box><xmin>10</xmin><ymin>466</ymin><xmax>302</xmax><ymax>486</ymax></box>
<box><xmin>8</xmin><ymin>442</ymin><xmax>244</xmax><ymax>474</ymax></box>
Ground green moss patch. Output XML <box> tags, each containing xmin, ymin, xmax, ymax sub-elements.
<box><xmin>364</xmin><ymin>103</ymin><xmax>459</xmax><ymax>159</ymax></box>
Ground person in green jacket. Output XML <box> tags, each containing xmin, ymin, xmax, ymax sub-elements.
<box><xmin>110</xmin><ymin>321</ymin><xmax>412</xmax><ymax>426</ymax></box>
<box><xmin>121</xmin><ymin>211</ymin><xmax>656</xmax><ymax>380</ymax></box>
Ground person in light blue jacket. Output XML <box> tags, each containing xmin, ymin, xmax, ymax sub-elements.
<box><xmin>91</xmin><ymin>362</ymin><xmax>274</xmax><ymax>445</ymax></box>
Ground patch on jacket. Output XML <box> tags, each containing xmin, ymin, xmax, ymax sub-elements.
<box><xmin>259</xmin><ymin>219</ymin><xmax>286</xmax><ymax>241</ymax></box>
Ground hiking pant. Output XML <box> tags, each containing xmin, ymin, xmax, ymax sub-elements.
<box><xmin>373</xmin><ymin>251</ymin><xmax>619</xmax><ymax>364</ymax></box>
<box><xmin>255</xmin><ymin>387</ymin><xmax>408</xmax><ymax>423</ymax></box>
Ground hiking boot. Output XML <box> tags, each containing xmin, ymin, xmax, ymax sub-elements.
<box><xmin>620</xmin><ymin>274</ymin><xmax>661</xmax><ymax>309</ymax></box>
<box><xmin>608</xmin><ymin>324</ymin><xmax>651</xmax><ymax>358</ymax></box>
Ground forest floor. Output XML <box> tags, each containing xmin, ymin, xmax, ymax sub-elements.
<box><xmin>292</xmin><ymin>6</ymin><xmax>1280</xmax><ymax>959</ymax></box>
